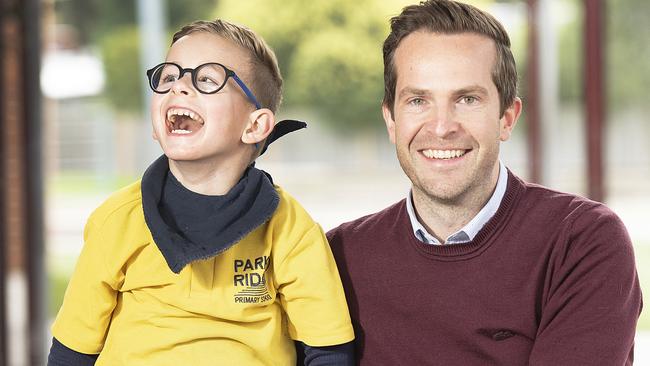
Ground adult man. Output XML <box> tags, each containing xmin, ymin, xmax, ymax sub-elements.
<box><xmin>327</xmin><ymin>1</ymin><xmax>642</xmax><ymax>364</ymax></box>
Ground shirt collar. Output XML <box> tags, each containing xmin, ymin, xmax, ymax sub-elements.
<box><xmin>406</xmin><ymin>161</ymin><xmax>508</xmax><ymax>245</ymax></box>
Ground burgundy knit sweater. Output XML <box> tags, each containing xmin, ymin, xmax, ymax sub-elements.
<box><xmin>328</xmin><ymin>172</ymin><xmax>642</xmax><ymax>366</ymax></box>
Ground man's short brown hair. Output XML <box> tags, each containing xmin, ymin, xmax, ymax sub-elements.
<box><xmin>173</xmin><ymin>19</ymin><xmax>283</xmax><ymax>113</ymax></box>
<box><xmin>383</xmin><ymin>0</ymin><xmax>517</xmax><ymax>117</ymax></box>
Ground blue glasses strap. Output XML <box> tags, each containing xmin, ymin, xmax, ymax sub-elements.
<box><xmin>232</xmin><ymin>75</ymin><xmax>262</xmax><ymax>109</ymax></box>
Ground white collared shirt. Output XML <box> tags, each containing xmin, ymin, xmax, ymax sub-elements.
<box><xmin>406</xmin><ymin>161</ymin><xmax>508</xmax><ymax>245</ymax></box>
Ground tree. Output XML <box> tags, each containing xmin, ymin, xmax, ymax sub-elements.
<box><xmin>214</xmin><ymin>0</ymin><xmax>413</xmax><ymax>132</ymax></box>
<box><xmin>54</xmin><ymin>0</ymin><xmax>219</xmax><ymax>113</ymax></box>
<box><xmin>606</xmin><ymin>0</ymin><xmax>650</xmax><ymax>110</ymax></box>
<box><xmin>557</xmin><ymin>0</ymin><xmax>650</xmax><ymax>111</ymax></box>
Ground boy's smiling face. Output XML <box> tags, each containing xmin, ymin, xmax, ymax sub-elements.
<box><xmin>150</xmin><ymin>32</ymin><xmax>256</xmax><ymax>165</ymax></box>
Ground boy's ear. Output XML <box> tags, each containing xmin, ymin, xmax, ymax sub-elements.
<box><xmin>242</xmin><ymin>108</ymin><xmax>275</xmax><ymax>145</ymax></box>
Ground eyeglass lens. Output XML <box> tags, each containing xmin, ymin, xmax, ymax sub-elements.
<box><xmin>150</xmin><ymin>63</ymin><xmax>227</xmax><ymax>94</ymax></box>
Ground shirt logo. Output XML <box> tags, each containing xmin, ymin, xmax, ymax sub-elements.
<box><xmin>233</xmin><ymin>256</ymin><xmax>272</xmax><ymax>303</ymax></box>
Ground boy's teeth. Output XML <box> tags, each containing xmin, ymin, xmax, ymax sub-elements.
<box><xmin>166</xmin><ymin>108</ymin><xmax>204</xmax><ymax>124</ymax></box>
<box><xmin>422</xmin><ymin>149</ymin><xmax>466</xmax><ymax>159</ymax></box>
<box><xmin>171</xmin><ymin>129</ymin><xmax>192</xmax><ymax>134</ymax></box>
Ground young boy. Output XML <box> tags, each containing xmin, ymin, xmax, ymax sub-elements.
<box><xmin>47</xmin><ymin>19</ymin><xmax>354</xmax><ymax>365</ymax></box>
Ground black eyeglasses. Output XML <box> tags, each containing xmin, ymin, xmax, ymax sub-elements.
<box><xmin>146</xmin><ymin>62</ymin><xmax>261</xmax><ymax>109</ymax></box>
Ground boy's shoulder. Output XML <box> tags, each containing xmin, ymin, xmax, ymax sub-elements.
<box><xmin>88</xmin><ymin>180</ymin><xmax>143</xmax><ymax>227</ymax></box>
<box><xmin>266</xmin><ymin>184</ymin><xmax>320</xmax><ymax>234</ymax></box>
<box><xmin>272</xmin><ymin>184</ymin><xmax>312</xmax><ymax>220</ymax></box>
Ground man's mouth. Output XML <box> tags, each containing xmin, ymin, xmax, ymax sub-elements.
<box><xmin>166</xmin><ymin>107</ymin><xmax>205</xmax><ymax>135</ymax></box>
<box><xmin>421</xmin><ymin>149</ymin><xmax>468</xmax><ymax>160</ymax></box>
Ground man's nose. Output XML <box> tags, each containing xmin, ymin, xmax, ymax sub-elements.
<box><xmin>426</xmin><ymin>105</ymin><xmax>459</xmax><ymax>138</ymax></box>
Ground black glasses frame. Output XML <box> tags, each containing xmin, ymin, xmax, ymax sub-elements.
<box><xmin>146</xmin><ymin>62</ymin><xmax>261</xmax><ymax>109</ymax></box>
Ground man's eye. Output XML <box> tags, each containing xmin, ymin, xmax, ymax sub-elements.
<box><xmin>408</xmin><ymin>97</ymin><xmax>425</xmax><ymax>106</ymax></box>
<box><xmin>459</xmin><ymin>96</ymin><xmax>478</xmax><ymax>105</ymax></box>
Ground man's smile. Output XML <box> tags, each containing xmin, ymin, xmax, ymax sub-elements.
<box><xmin>421</xmin><ymin>149</ymin><xmax>468</xmax><ymax>160</ymax></box>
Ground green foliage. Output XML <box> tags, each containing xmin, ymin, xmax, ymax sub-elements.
<box><xmin>55</xmin><ymin>0</ymin><xmax>219</xmax><ymax>114</ymax></box>
<box><xmin>633</xmin><ymin>243</ymin><xmax>650</xmax><ymax>330</ymax></box>
<box><xmin>54</xmin><ymin>0</ymin><xmax>136</xmax><ymax>46</ymax></box>
<box><xmin>55</xmin><ymin>0</ymin><xmax>218</xmax><ymax>46</ymax></box>
<box><xmin>288</xmin><ymin>28</ymin><xmax>384</xmax><ymax>130</ymax></box>
<box><xmin>214</xmin><ymin>0</ymin><xmax>409</xmax><ymax>132</ymax></box>
<box><xmin>606</xmin><ymin>0</ymin><xmax>650</xmax><ymax>110</ymax></box>
<box><xmin>557</xmin><ymin>0</ymin><xmax>650</xmax><ymax>111</ymax></box>
<box><xmin>100</xmin><ymin>26</ymin><xmax>143</xmax><ymax>113</ymax></box>
<box><xmin>48</xmin><ymin>268</ymin><xmax>71</xmax><ymax>317</ymax></box>
<box><xmin>558</xmin><ymin>11</ymin><xmax>583</xmax><ymax>103</ymax></box>
<box><xmin>167</xmin><ymin>0</ymin><xmax>220</xmax><ymax>32</ymax></box>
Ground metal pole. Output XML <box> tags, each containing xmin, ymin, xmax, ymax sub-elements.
<box><xmin>0</xmin><ymin>0</ymin><xmax>6</xmax><ymax>361</ymax></box>
<box><xmin>526</xmin><ymin>0</ymin><xmax>541</xmax><ymax>183</ymax></box>
<box><xmin>584</xmin><ymin>0</ymin><xmax>605</xmax><ymax>202</ymax></box>
<box><xmin>136</xmin><ymin>0</ymin><xmax>167</xmax><ymax>171</ymax></box>
<box><xmin>1</xmin><ymin>0</ymin><xmax>29</xmax><ymax>363</ymax></box>
<box><xmin>22</xmin><ymin>0</ymin><xmax>46</xmax><ymax>363</ymax></box>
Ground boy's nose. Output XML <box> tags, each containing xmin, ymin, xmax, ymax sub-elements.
<box><xmin>171</xmin><ymin>74</ymin><xmax>195</xmax><ymax>95</ymax></box>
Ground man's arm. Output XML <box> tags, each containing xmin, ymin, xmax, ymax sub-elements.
<box><xmin>528</xmin><ymin>207</ymin><xmax>642</xmax><ymax>365</ymax></box>
<box><xmin>47</xmin><ymin>338</ymin><xmax>98</xmax><ymax>366</ymax></box>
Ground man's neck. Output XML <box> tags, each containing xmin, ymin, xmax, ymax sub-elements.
<box><xmin>168</xmin><ymin>156</ymin><xmax>249</xmax><ymax>196</ymax></box>
<box><xmin>412</xmin><ymin>165</ymin><xmax>500</xmax><ymax>242</ymax></box>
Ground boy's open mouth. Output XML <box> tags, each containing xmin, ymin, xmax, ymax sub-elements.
<box><xmin>166</xmin><ymin>108</ymin><xmax>205</xmax><ymax>135</ymax></box>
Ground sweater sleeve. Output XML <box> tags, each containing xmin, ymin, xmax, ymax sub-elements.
<box><xmin>47</xmin><ymin>337</ymin><xmax>98</xmax><ymax>366</ymax></box>
<box><xmin>303</xmin><ymin>341</ymin><xmax>355</xmax><ymax>366</ymax></box>
<box><xmin>528</xmin><ymin>206</ymin><xmax>642</xmax><ymax>365</ymax></box>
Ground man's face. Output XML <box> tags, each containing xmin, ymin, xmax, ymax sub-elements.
<box><xmin>150</xmin><ymin>32</ymin><xmax>255</xmax><ymax>164</ymax></box>
<box><xmin>383</xmin><ymin>31</ymin><xmax>520</xmax><ymax>205</ymax></box>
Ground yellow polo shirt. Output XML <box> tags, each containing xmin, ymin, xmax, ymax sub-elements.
<box><xmin>52</xmin><ymin>181</ymin><xmax>354</xmax><ymax>365</ymax></box>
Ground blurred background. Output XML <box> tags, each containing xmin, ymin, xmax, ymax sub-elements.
<box><xmin>1</xmin><ymin>0</ymin><xmax>648</xmax><ymax>364</ymax></box>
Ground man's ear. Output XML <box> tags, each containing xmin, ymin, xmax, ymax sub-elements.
<box><xmin>382</xmin><ymin>103</ymin><xmax>396</xmax><ymax>144</ymax></box>
<box><xmin>242</xmin><ymin>108</ymin><xmax>275</xmax><ymax>145</ymax></box>
<box><xmin>499</xmin><ymin>97</ymin><xmax>522</xmax><ymax>142</ymax></box>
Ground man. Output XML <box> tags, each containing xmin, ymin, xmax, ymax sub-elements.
<box><xmin>327</xmin><ymin>1</ymin><xmax>642</xmax><ymax>365</ymax></box>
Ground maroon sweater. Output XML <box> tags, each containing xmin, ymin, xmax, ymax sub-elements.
<box><xmin>328</xmin><ymin>172</ymin><xmax>642</xmax><ymax>365</ymax></box>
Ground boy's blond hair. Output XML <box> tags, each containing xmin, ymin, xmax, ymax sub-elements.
<box><xmin>173</xmin><ymin>19</ymin><xmax>283</xmax><ymax>113</ymax></box>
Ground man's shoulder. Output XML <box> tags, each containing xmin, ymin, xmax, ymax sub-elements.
<box><xmin>327</xmin><ymin>199</ymin><xmax>406</xmax><ymax>242</ymax></box>
<box><xmin>516</xmin><ymin>175</ymin><xmax>613</xmax><ymax>218</ymax></box>
<box><xmin>512</xmin><ymin>173</ymin><xmax>628</xmax><ymax>242</ymax></box>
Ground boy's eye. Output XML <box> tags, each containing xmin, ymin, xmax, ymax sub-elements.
<box><xmin>198</xmin><ymin>76</ymin><xmax>219</xmax><ymax>85</ymax></box>
<box><xmin>161</xmin><ymin>74</ymin><xmax>178</xmax><ymax>83</ymax></box>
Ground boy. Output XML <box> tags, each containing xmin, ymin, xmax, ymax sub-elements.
<box><xmin>48</xmin><ymin>19</ymin><xmax>354</xmax><ymax>365</ymax></box>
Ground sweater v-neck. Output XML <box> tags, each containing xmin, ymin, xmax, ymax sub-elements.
<box><xmin>404</xmin><ymin>170</ymin><xmax>524</xmax><ymax>261</ymax></box>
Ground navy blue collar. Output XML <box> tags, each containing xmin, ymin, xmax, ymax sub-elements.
<box><xmin>141</xmin><ymin>155</ymin><xmax>279</xmax><ymax>273</ymax></box>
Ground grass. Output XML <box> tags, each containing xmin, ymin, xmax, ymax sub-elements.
<box><xmin>47</xmin><ymin>172</ymin><xmax>137</xmax><ymax>196</ymax></box>
<box><xmin>48</xmin><ymin>270</ymin><xmax>71</xmax><ymax>317</ymax></box>
<box><xmin>635</xmin><ymin>244</ymin><xmax>650</xmax><ymax>331</ymax></box>
<box><xmin>46</xmin><ymin>172</ymin><xmax>137</xmax><ymax>318</ymax></box>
